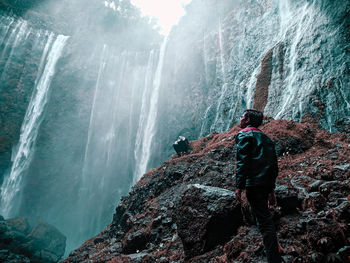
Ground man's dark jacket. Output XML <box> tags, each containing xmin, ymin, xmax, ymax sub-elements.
<box><xmin>235</xmin><ymin>126</ymin><xmax>278</xmax><ymax>190</ymax></box>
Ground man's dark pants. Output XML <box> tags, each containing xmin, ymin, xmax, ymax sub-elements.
<box><xmin>246</xmin><ymin>186</ymin><xmax>281</xmax><ymax>263</ymax></box>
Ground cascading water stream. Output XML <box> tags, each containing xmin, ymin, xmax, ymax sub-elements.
<box><xmin>0</xmin><ymin>16</ymin><xmax>15</xmax><ymax>45</ymax></box>
<box><xmin>210</xmin><ymin>18</ymin><xmax>228</xmax><ymax>133</ymax></box>
<box><xmin>126</xmin><ymin>54</ymin><xmax>140</xmax><ymax>167</ymax></box>
<box><xmin>0</xmin><ymin>20</ymin><xmax>23</xmax><ymax>69</ymax></box>
<box><xmin>134</xmin><ymin>36</ymin><xmax>168</xmax><ymax>182</ymax></box>
<box><xmin>199</xmin><ymin>104</ymin><xmax>212</xmax><ymax>137</ymax></box>
<box><xmin>275</xmin><ymin>1</ymin><xmax>312</xmax><ymax>119</ymax></box>
<box><xmin>134</xmin><ymin>50</ymin><xmax>155</xmax><ymax>181</ymax></box>
<box><xmin>1</xmin><ymin>21</ymin><xmax>29</xmax><ymax>74</ymax></box>
<box><xmin>73</xmin><ymin>46</ymin><xmax>154</xmax><ymax>250</ymax></box>
<box><xmin>106</xmin><ymin>52</ymin><xmax>128</xmax><ymax>167</ymax></box>
<box><xmin>81</xmin><ymin>44</ymin><xmax>108</xmax><ymax>187</ymax></box>
<box><xmin>0</xmin><ymin>34</ymin><xmax>68</xmax><ymax>217</ymax></box>
<box><xmin>77</xmin><ymin>44</ymin><xmax>108</xmax><ymax>240</ymax></box>
<box><xmin>246</xmin><ymin>66</ymin><xmax>260</xmax><ymax>109</ymax></box>
<box><xmin>278</xmin><ymin>0</ymin><xmax>292</xmax><ymax>33</ymax></box>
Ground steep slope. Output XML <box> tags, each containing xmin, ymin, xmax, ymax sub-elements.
<box><xmin>63</xmin><ymin>117</ymin><xmax>350</xmax><ymax>262</ymax></box>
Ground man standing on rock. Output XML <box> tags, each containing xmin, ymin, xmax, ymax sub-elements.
<box><xmin>235</xmin><ymin>109</ymin><xmax>281</xmax><ymax>263</ymax></box>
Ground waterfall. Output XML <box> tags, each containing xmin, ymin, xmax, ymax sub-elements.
<box><xmin>0</xmin><ymin>19</ymin><xmax>28</xmax><ymax>80</ymax></box>
<box><xmin>199</xmin><ymin>104</ymin><xmax>212</xmax><ymax>137</ymax></box>
<box><xmin>1</xmin><ymin>20</ymin><xmax>29</xmax><ymax>74</ymax></box>
<box><xmin>106</xmin><ymin>52</ymin><xmax>128</xmax><ymax>167</ymax></box>
<box><xmin>134</xmin><ymin>36</ymin><xmax>168</xmax><ymax>182</ymax></box>
<box><xmin>0</xmin><ymin>16</ymin><xmax>15</xmax><ymax>45</ymax></box>
<box><xmin>81</xmin><ymin>44</ymin><xmax>108</xmax><ymax>186</ymax></box>
<box><xmin>278</xmin><ymin>0</ymin><xmax>292</xmax><ymax>31</ymax></box>
<box><xmin>218</xmin><ymin>18</ymin><xmax>226</xmax><ymax>82</ymax></box>
<box><xmin>0</xmin><ymin>34</ymin><xmax>68</xmax><ymax>218</ymax></box>
<box><xmin>210</xmin><ymin>18</ymin><xmax>228</xmax><ymax>133</ymax></box>
<box><xmin>77</xmin><ymin>44</ymin><xmax>109</xmax><ymax>241</ymax></box>
<box><xmin>73</xmin><ymin>45</ymin><xmax>153</xmax><ymax>250</ymax></box>
<box><xmin>275</xmin><ymin>2</ymin><xmax>312</xmax><ymax>119</ymax></box>
<box><xmin>126</xmin><ymin>54</ymin><xmax>140</xmax><ymax>170</ymax></box>
<box><xmin>246</xmin><ymin>66</ymin><xmax>260</xmax><ymax>109</ymax></box>
<box><xmin>134</xmin><ymin>50</ymin><xmax>155</xmax><ymax>181</ymax></box>
<box><xmin>199</xmin><ymin>34</ymin><xmax>211</xmax><ymax>137</ymax></box>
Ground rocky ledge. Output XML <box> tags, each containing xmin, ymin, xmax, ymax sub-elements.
<box><xmin>64</xmin><ymin>116</ymin><xmax>350</xmax><ymax>263</ymax></box>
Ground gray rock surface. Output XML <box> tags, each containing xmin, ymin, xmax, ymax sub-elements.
<box><xmin>0</xmin><ymin>216</ymin><xmax>66</xmax><ymax>263</ymax></box>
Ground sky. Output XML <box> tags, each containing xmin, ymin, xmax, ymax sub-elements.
<box><xmin>130</xmin><ymin>0</ymin><xmax>192</xmax><ymax>35</ymax></box>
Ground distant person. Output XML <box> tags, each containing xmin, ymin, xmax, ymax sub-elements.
<box><xmin>235</xmin><ymin>109</ymin><xmax>281</xmax><ymax>263</ymax></box>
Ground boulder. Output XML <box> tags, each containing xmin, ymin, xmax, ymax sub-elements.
<box><xmin>307</xmin><ymin>180</ymin><xmax>323</xmax><ymax>192</ymax></box>
<box><xmin>0</xmin><ymin>220</ymin><xmax>28</xmax><ymax>251</ymax></box>
<box><xmin>27</xmin><ymin>219</ymin><xmax>66</xmax><ymax>260</ymax></box>
<box><xmin>174</xmin><ymin>184</ymin><xmax>243</xmax><ymax>259</ymax></box>
<box><xmin>0</xmin><ymin>218</ymin><xmax>65</xmax><ymax>262</ymax></box>
<box><xmin>302</xmin><ymin>192</ymin><xmax>327</xmax><ymax>212</ymax></box>
<box><xmin>6</xmin><ymin>217</ymin><xmax>31</xmax><ymax>235</ymax></box>
<box><xmin>275</xmin><ymin>185</ymin><xmax>300</xmax><ymax>215</ymax></box>
<box><xmin>122</xmin><ymin>229</ymin><xmax>154</xmax><ymax>254</ymax></box>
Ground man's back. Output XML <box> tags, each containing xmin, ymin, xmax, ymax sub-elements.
<box><xmin>235</xmin><ymin>128</ymin><xmax>278</xmax><ymax>190</ymax></box>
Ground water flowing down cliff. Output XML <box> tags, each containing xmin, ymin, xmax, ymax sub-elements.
<box><xmin>0</xmin><ymin>10</ymin><xmax>69</xmax><ymax>217</ymax></box>
<box><xmin>134</xmin><ymin>36</ymin><xmax>168</xmax><ymax>183</ymax></box>
<box><xmin>0</xmin><ymin>33</ymin><xmax>68</xmax><ymax>218</ymax></box>
<box><xmin>73</xmin><ymin>44</ymin><xmax>168</xmax><ymax>248</ymax></box>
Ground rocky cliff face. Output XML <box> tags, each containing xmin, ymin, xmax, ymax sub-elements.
<box><xmin>63</xmin><ymin>117</ymin><xmax>350</xmax><ymax>262</ymax></box>
<box><xmin>152</xmin><ymin>0</ymin><xmax>350</xmax><ymax>166</ymax></box>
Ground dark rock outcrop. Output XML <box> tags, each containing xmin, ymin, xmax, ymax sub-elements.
<box><xmin>0</xmin><ymin>217</ymin><xmax>66</xmax><ymax>263</ymax></box>
<box><xmin>175</xmin><ymin>184</ymin><xmax>243</xmax><ymax>259</ymax></box>
<box><xmin>63</xmin><ymin>118</ymin><xmax>350</xmax><ymax>262</ymax></box>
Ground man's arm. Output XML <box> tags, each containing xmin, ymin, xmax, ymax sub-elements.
<box><xmin>235</xmin><ymin>133</ymin><xmax>253</xmax><ymax>190</ymax></box>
